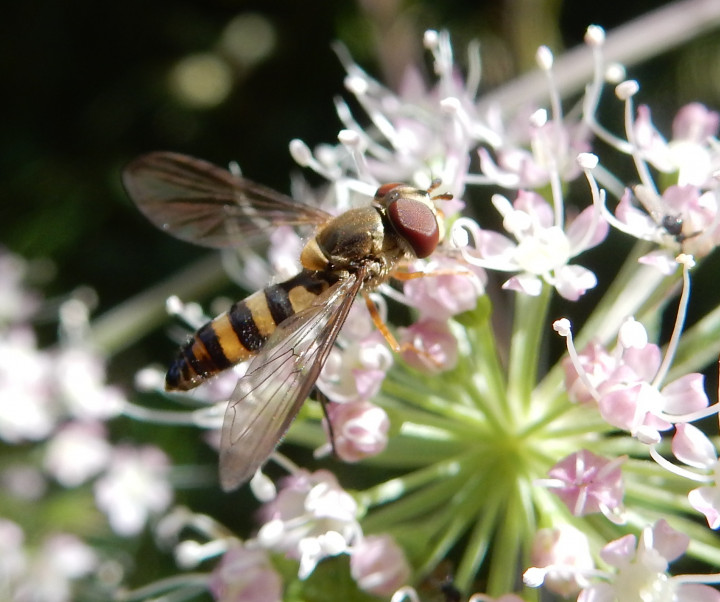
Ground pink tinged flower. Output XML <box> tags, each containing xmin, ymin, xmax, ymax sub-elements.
<box><xmin>676</xmin><ymin>584</ymin><xmax>720</xmax><ymax>602</ymax></box>
<box><xmin>44</xmin><ymin>421</ymin><xmax>111</xmax><ymax>487</ymax></box>
<box><xmin>565</xmin><ymin>203</ymin><xmax>610</xmax><ymax>253</ymax></box>
<box><xmin>477</xmin><ymin>107</ymin><xmax>590</xmax><ymax>189</ymax></box>
<box><xmin>528</xmin><ymin>119</ymin><xmax>588</xmax><ymax>181</ymax></box>
<box><xmin>638</xmin><ymin>249</ymin><xmax>681</xmax><ymax>276</ymax></box>
<box><xmin>674</xmin><ymin>424</ymin><xmax>720</xmax><ymax>529</ymax></box>
<box><xmin>94</xmin><ymin>444</ymin><xmax>173</xmax><ymax>536</ymax></box>
<box><xmin>297</xmin><ymin>531</ymin><xmax>349</xmax><ymax>580</ymax></box>
<box><xmin>530</xmin><ymin>525</ymin><xmax>594</xmax><ymax>597</ymax></box>
<box><xmin>268</xmin><ymin>226</ymin><xmax>304</xmax><ymax>279</ymax></box>
<box><xmin>462</xmin><ymin>191</ymin><xmax>605</xmax><ymax>300</ymax></box>
<box><xmin>673</xmin><ymin>423</ymin><xmax>717</xmax><ymax>468</ymax></box>
<box><xmin>659</xmin><ymin>372</ymin><xmax>709</xmax><ymax>415</ymax></box>
<box><xmin>546</xmin><ymin>450</ymin><xmax>625</xmax><ymax>517</ymax></box>
<box><xmin>340</xmin><ymin>300</ymin><xmax>377</xmax><ymax>341</ymax></box>
<box><xmin>576</xmin><ymin>519</ymin><xmax>720</xmax><ymax>602</ymax></box>
<box><xmin>634</xmin><ymin>105</ymin><xmax>674</xmax><ymax>172</ymax></box>
<box><xmin>326</xmin><ymin>30</ymin><xmax>478</xmax><ymax>198</ymax></box>
<box><xmin>0</xmin><ymin>465</ymin><xmax>47</xmax><ymax>500</ymax></box>
<box><xmin>402</xmin><ymin>258</ymin><xmax>485</xmax><ymax>321</ymax></box>
<box><xmin>618</xmin><ymin>184</ymin><xmax>719</xmax><ymax>263</ymax></box>
<box><xmin>54</xmin><ymin>347</ymin><xmax>124</xmax><ymax>420</ymax></box>
<box><xmin>620</xmin><ymin>342</ymin><xmax>662</xmax><ymax>382</ymax></box>
<box><xmin>553</xmin><ymin>264</ymin><xmax>598</xmax><ymax>301</ymax></box>
<box><xmin>0</xmin><ymin>328</ymin><xmax>56</xmax><ymax>442</ymax></box>
<box><xmin>596</xmin><ymin>372</ymin><xmax>704</xmax><ymax>441</ymax></box>
<box><xmin>615</xmin><ymin>188</ymin><xmax>657</xmax><ymax>239</ymax></box>
<box><xmin>0</xmin><ymin>251</ymin><xmax>40</xmax><ymax>323</ymax></box>
<box><xmin>658</xmin><ymin>186</ymin><xmax>717</xmax><ymax>258</ymax></box>
<box><xmin>672</xmin><ymin>102</ymin><xmax>720</xmax><ymax>142</ymax></box>
<box><xmin>37</xmin><ymin>533</ymin><xmax>98</xmax><ymax>579</ymax></box>
<box><xmin>14</xmin><ymin>533</ymin><xmax>97</xmax><ymax>602</ymax></box>
<box><xmin>400</xmin><ymin>319</ymin><xmax>458</xmax><ymax>373</ymax></box>
<box><xmin>208</xmin><ymin>545</ymin><xmax>282</xmax><ymax>602</ymax></box>
<box><xmin>350</xmin><ymin>534</ymin><xmax>411</xmax><ymax>597</ymax></box>
<box><xmin>0</xmin><ymin>519</ymin><xmax>26</xmax><ymax>584</ymax></box>
<box><xmin>324</xmin><ymin>400</ymin><xmax>389</xmax><ymax>462</ymax></box>
<box><xmin>563</xmin><ymin>342</ymin><xmax>615</xmax><ymax>405</ymax></box>
<box><xmin>318</xmin><ymin>333</ymin><xmax>392</xmax><ymax>404</ymax></box>
<box><xmin>257</xmin><ymin>470</ymin><xmax>361</xmax><ymax>578</ymax></box>
<box><xmin>688</xmin><ymin>479</ymin><xmax>720</xmax><ymax>530</ymax></box>
<box><xmin>594</xmin><ymin>339</ymin><xmax>708</xmax><ymax>440</ymax></box>
<box><xmin>597</xmin><ymin>382</ymin><xmax>668</xmax><ymax>440</ymax></box>
<box><xmin>502</xmin><ymin>273</ymin><xmax>543</xmax><ymax>296</ymax></box>
<box><xmin>669</xmin><ymin>103</ymin><xmax>720</xmax><ymax>187</ymax></box>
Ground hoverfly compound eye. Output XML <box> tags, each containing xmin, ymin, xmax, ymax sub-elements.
<box><xmin>386</xmin><ymin>191</ymin><xmax>440</xmax><ymax>259</ymax></box>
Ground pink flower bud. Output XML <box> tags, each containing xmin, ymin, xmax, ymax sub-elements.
<box><xmin>350</xmin><ymin>535</ymin><xmax>410</xmax><ymax>597</ymax></box>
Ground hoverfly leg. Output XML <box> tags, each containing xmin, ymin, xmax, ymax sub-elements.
<box><xmin>391</xmin><ymin>266</ymin><xmax>475</xmax><ymax>281</ymax></box>
<box><xmin>362</xmin><ymin>291</ymin><xmax>443</xmax><ymax>368</ymax></box>
<box><xmin>311</xmin><ymin>387</ymin><xmax>339</xmax><ymax>458</ymax></box>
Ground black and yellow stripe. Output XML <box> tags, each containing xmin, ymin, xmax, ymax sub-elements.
<box><xmin>166</xmin><ymin>269</ymin><xmax>341</xmax><ymax>390</ymax></box>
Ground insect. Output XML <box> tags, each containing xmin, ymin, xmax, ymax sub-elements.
<box><xmin>418</xmin><ymin>561</ymin><xmax>464</xmax><ymax>602</ymax></box>
<box><xmin>661</xmin><ymin>214</ymin><xmax>685</xmax><ymax>241</ymax></box>
<box><xmin>122</xmin><ymin>152</ymin><xmax>450</xmax><ymax>490</ymax></box>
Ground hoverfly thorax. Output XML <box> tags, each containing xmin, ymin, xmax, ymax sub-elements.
<box><xmin>299</xmin><ymin>206</ymin><xmax>385</xmax><ymax>272</ymax></box>
<box><xmin>375</xmin><ymin>183</ymin><xmax>441</xmax><ymax>259</ymax></box>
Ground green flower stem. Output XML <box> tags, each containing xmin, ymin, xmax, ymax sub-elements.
<box><xmin>414</xmin><ymin>473</ymin><xmax>499</xmax><ymax>579</ymax></box>
<box><xmin>685</xmin><ymin>523</ymin><xmax>720</xmax><ymax>567</ymax></box>
<box><xmin>453</xmin><ymin>488</ymin><xmax>505</xmax><ymax>592</ymax></box>
<box><xmin>521</xmin><ymin>401</ymin><xmax>606</xmax><ymax>439</ymax></box>
<box><xmin>507</xmin><ymin>284</ymin><xmax>552</xmax><ymax>417</ymax></box>
<box><xmin>361</xmin><ymin>476</ymin><xmax>462</xmax><ymax>530</ymax></box>
<box><xmin>477</xmin><ymin>0</ymin><xmax>720</xmax><ymax>114</ymax></box>
<box><xmin>88</xmin><ymin>254</ymin><xmax>229</xmax><ymax>356</ymax></box>
<box><xmin>669</xmin><ymin>301</ymin><xmax>720</xmax><ymax>379</ymax></box>
<box><xmin>356</xmin><ymin>450</ymin><xmax>483</xmax><ymax>512</ymax></box>
<box><xmin>116</xmin><ymin>573</ymin><xmax>211</xmax><ymax>601</ymax></box>
<box><xmin>624</xmin><ymin>481</ymin><xmax>694</xmax><ymax>514</ymax></box>
<box><xmin>381</xmin><ymin>376</ymin><xmax>486</xmax><ymax>425</ymax></box>
<box><xmin>455</xmin><ymin>297</ymin><xmax>509</xmax><ymax>413</ymax></box>
<box><xmin>487</xmin><ymin>481</ymin><xmax>532</xmax><ymax>595</ymax></box>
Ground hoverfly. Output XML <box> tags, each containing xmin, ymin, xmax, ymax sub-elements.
<box><xmin>660</xmin><ymin>213</ymin><xmax>701</xmax><ymax>245</ymax></box>
<box><xmin>122</xmin><ymin>152</ymin><xmax>450</xmax><ymax>491</ymax></box>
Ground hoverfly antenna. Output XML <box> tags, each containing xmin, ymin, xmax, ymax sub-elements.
<box><xmin>426</xmin><ymin>177</ymin><xmax>453</xmax><ymax>202</ymax></box>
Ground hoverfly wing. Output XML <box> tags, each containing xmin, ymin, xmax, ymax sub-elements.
<box><xmin>219</xmin><ymin>271</ymin><xmax>365</xmax><ymax>490</ymax></box>
<box><xmin>122</xmin><ymin>151</ymin><xmax>331</xmax><ymax>248</ymax></box>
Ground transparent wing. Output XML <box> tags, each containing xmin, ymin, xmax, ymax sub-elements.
<box><xmin>122</xmin><ymin>151</ymin><xmax>331</xmax><ymax>248</ymax></box>
<box><xmin>219</xmin><ymin>271</ymin><xmax>365</xmax><ymax>490</ymax></box>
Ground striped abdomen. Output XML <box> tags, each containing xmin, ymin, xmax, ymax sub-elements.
<box><xmin>166</xmin><ymin>269</ymin><xmax>340</xmax><ymax>391</ymax></box>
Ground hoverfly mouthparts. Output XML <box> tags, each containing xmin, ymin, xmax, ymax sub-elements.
<box><xmin>122</xmin><ymin>151</ymin><xmax>452</xmax><ymax>490</ymax></box>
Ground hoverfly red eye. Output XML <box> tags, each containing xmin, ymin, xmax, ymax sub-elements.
<box><xmin>387</xmin><ymin>197</ymin><xmax>439</xmax><ymax>258</ymax></box>
<box><xmin>374</xmin><ymin>182</ymin><xmax>405</xmax><ymax>200</ymax></box>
